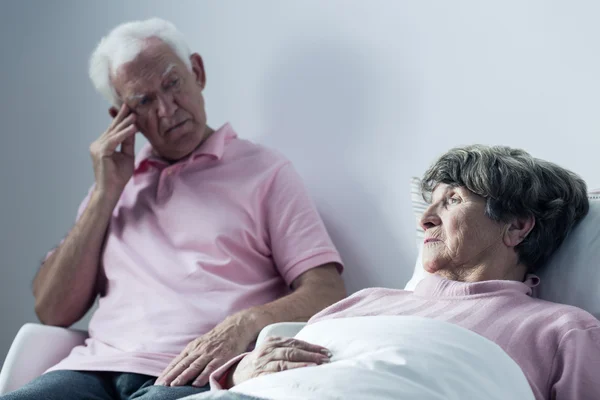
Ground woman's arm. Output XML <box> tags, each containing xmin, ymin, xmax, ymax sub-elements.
<box><xmin>549</xmin><ymin>326</ymin><xmax>600</xmax><ymax>399</ymax></box>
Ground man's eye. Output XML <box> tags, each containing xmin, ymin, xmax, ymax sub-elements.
<box><xmin>167</xmin><ymin>78</ymin><xmax>179</xmax><ymax>88</ymax></box>
<box><xmin>138</xmin><ymin>97</ymin><xmax>150</xmax><ymax>106</ymax></box>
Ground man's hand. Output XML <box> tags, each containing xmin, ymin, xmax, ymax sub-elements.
<box><xmin>155</xmin><ymin>316</ymin><xmax>254</xmax><ymax>387</ymax></box>
<box><xmin>89</xmin><ymin>104</ymin><xmax>138</xmax><ymax>202</ymax></box>
<box><xmin>229</xmin><ymin>336</ymin><xmax>331</xmax><ymax>387</ymax></box>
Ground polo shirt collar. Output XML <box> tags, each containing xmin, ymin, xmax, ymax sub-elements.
<box><xmin>134</xmin><ymin>123</ymin><xmax>237</xmax><ymax>173</ymax></box>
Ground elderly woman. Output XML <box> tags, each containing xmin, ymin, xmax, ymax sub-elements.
<box><xmin>191</xmin><ymin>145</ymin><xmax>600</xmax><ymax>400</ymax></box>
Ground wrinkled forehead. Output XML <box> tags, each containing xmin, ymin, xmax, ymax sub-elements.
<box><xmin>112</xmin><ymin>43</ymin><xmax>183</xmax><ymax>98</ymax></box>
<box><xmin>428</xmin><ymin>182</ymin><xmax>463</xmax><ymax>202</ymax></box>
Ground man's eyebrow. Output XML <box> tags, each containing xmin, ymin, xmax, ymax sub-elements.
<box><xmin>122</xmin><ymin>64</ymin><xmax>178</xmax><ymax>103</ymax></box>
<box><xmin>162</xmin><ymin>63</ymin><xmax>177</xmax><ymax>77</ymax></box>
<box><xmin>126</xmin><ymin>93</ymin><xmax>146</xmax><ymax>102</ymax></box>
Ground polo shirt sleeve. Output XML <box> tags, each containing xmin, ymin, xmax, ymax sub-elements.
<box><xmin>265</xmin><ymin>162</ymin><xmax>343</xmax><ymax>286</ymax></box>
<box><xmin>43</xmin><ymin>185</ymin><xmax>95</xmax><ymax>262</ymax></box>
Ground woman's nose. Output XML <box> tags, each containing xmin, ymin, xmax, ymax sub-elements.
<box><xmin>420</xmin><ymin>205</ymin><xmax>441</xmax><ymax>231</ymax></box>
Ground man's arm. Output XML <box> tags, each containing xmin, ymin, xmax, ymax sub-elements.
<box><xmin>33</xmin><ymin>190</ymin><xmax>116</xmax><ymax>327</ymax></box>
<box><xmin>33</xmin><ymin>104</ymin><xmax>138</xmax><ymax>327</ymax></box>
<box><xmin>155</xmin><ymin>263</ymin><xmax>346</xmax><ymax>387</ymax></box>
<box><xmin>241</xmin><ymin>263</ymin><xmax>346</xmax><ymax>329</ymax></box>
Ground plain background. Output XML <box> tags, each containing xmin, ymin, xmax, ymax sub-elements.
<box><xmin>1</xmin><ymin>0</ymin><xmax>600</xmax><ymax>368</ymax></box>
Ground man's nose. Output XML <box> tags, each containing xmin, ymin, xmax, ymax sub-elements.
<box><xmin>157</xmin><ymin>93</ymin><xmax>177</xmax><ymax>118</ymax></box>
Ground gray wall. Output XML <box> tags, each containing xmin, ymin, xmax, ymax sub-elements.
<box><xmin>2</xmin><ymin>0</ymin><xmax>600</xmax><ymax>368</ymax></box>
<box><xmin>0</xmin><ymin>1</ymin><xmax>156</xmax><ymax>367</ymax></box>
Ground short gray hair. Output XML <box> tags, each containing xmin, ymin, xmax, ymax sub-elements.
<box><xmin>89</xmin><ymin>18</ymin><xmax>192</xmax><ymax>106</ymax></box>
<box><xmin>421</xmin><ymin>145</ymin><xmax>589</xmax><ymax>272</ymax></box>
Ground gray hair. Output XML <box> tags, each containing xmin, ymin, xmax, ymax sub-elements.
<box><xmin>421</xmin><ymin>145</ymin><xmax>589</xmax><ymax>272</ymax></box>
<box><xmin>89</xmin><ymin>18</ymin><xmax>192</xmax><ymax>106</ymax></box>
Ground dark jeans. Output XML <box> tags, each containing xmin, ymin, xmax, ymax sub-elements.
<box><xmin>0</xmin><ymin>370</ymin><xmax>265</xmax><ymax>400</ymax></box>
<box><xmin>0</xmin><ymin>370</ymin><xmax>208</xmax><ymax>400</ymax></box>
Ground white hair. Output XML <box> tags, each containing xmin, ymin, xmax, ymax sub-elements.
<box><xmin>89</xmin><ymin>18</ymin><xmax>192</xmax><ymax>105</ymax></box>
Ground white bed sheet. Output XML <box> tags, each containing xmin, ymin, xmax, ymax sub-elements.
<box><xmin>230</xmin><ymin>316</ymin><xmax>535</xmax><ymax>400</ymax></box>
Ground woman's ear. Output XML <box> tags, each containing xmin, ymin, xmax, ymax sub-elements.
<box><xmin>503</xmin><ymin>215</ymin><xmax>535</xmax><ymax>247</ymax></box>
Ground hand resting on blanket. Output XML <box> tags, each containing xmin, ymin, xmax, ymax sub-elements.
<box><xmin>228</xmin><ymin>336</ymin><xmax>331</xmax><ymax>387</ymax></box>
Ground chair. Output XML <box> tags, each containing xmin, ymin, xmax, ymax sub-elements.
<box><xmin>0</xmin><ymin>322</ymin><xmax>306</xmax><ymax>395</ymax></box>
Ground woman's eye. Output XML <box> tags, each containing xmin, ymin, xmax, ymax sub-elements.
<box><xmin>447</xmin><ymin>196</ymin><xmax>460</xmax><ymax>205</ymax></box>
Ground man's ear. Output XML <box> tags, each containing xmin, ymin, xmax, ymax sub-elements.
<box><xmin>109</xmin><ymin>107</ymin><xmax>119</xmax><ymax>118</ymax></box>
<box><xmin>190</xmin><ymin>53</ymin><xmax>206</xmax><ymax>90</ymax></box>
<box><xmin>503</xmin><ymin>215</ymin><xmax>535</xmax><ymax>248</ymax></box>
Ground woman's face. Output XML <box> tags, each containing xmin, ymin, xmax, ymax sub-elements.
<box><xmin>420</xmin><ymin>183</ymin><xmax>508</xmax><ymax>280</ymax></box>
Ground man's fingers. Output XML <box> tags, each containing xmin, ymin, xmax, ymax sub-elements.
<box><xmin>159</xmin><ymin>354</ymin><xmax>195</xmax><ymax>386</ymax></box>
<box><xmin>111</xmin><ymin>114</ymin><xmax>136</xmax><ymax>136</ymax></box>
<box><xmin>270</xmin><ymin>348</ymin><xmax>330</xmax><ymax>364</ymax></box>
<box><xmin>99</xmin><ymin>113</ymin><xmax>134</xmax><ymax>146</ymax></box>
<box><xmin>104</xmin><ymin>125</ymin><xmax>137</xmax><ymax>153</ymax></box>
<box><xmin>191</xmin><ymin>359</ymin><xmax>224</xmax><ymax>387</ymax></box>
<box><xmin>170</xmin><ymin>356</ymin><xmax>210</xmax><ymax>387</ymax></box>
<box><xmin>156</xmin><ymin>352</ymin><xmax>188</xmax><ymax>385</ymax></box>
<box><xmin>108</xmin><ymin>103</ymin><xmax>130</xmax><ymax>129</ymax></box>
<box><xmin>120</xmin><ymin>130</ymin><xmax>136</xmax><ymax>157</ymax></box>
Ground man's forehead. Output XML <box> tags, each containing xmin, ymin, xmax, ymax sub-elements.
<box><xmin>114</xmin><ymin>41</ymin><xmax>181</xmax><ymax>80</ymax></box>
<box><xmin>114</xmin><ymin>55</ymin><xmax>180</xmax><ymax>98</ymax></box>
<box><xmin>117</xmin><ymin>51</ymin><xmax>178</xmax><ymax>78</ymax></box>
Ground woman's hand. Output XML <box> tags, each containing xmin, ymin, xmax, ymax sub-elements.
<box><xmin>229</xmin><ymin>336</ymin><xmax>332</xmax><ymax>387</ymax></box>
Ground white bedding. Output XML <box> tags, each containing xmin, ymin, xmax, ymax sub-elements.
<box><xmin>230</xmin><ymin>316</ymin><xmax>535</xmax><ymax>400</ymax></box>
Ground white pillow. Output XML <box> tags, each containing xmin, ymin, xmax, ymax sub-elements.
<box><xmin>404</xmin><ymin>177</ymin><xmax>431</xmax><ymax>291</ymax></box>
<box><xmin>405</xmin><ymin>177</ymin><xmax>600</xmax><ymax>319</ymax></box>
<box><xmin>537</xmin><ymin>195</ymin><xmax>600</xmax><ymax>318</ymax></box>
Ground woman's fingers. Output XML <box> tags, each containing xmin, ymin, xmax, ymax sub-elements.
<box><xmin>267</xmin><ymin>337</ymin><xmax>332</xmax><ymax>356</ymax></box>
<box><xmin>231</xmin><ymin>338</ymin><xmax>332</xmax><ymax>387</ymax></box>
<box><xmin>269</xmin><ymin>347</ymin><xmax>330</xmax><ymax>364</ymax></box>
<box><xmin>262</xmin><ymin>360</ymin><xmax>318</xmax><ymax>374</ymax></box>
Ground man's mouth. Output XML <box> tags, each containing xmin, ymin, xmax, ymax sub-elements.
<box><xmin>166</xmin><ymin>120</ymin><xmax>188</xmax><ymax>134</ymax></box>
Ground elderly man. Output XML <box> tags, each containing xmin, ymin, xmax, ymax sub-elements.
<box><xmin>2</xmin><ymin>18</ymin><xmax>345</xmax><ymax>400</ymax></box>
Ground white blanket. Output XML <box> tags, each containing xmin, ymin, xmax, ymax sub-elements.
<box><xmin>230</xmin><ymin>316</ymin><xmax>535</xmax><ymax>400</ymax></box>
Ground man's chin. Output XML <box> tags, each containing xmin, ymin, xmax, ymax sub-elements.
<box><xmin>155</xmin><ymin>145</ymin><xmax>194</xmax><ymax>162</ymax></box>
<box><xmin>158</xmin><ymin>134</ymin><xmax>200</xmax><ymax>160</ymax></box>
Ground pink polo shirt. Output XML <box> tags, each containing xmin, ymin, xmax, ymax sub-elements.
<box><xmin>46</xmin><ymin>123</ymin><xmax>342</xmax><ymax>377</ymax></box>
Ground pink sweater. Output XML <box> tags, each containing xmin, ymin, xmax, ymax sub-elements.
<box><xmin>308</xmin><ymin>274</ymin><xmax>600</xmax><ymax>400</ymax></box>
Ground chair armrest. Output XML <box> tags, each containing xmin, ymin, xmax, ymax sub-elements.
<box><xmin>0</xmin><ymin>323</ymin><xmax>88</xmax><ymax>395</ymax></box>
<box><xmin>256</xmin><ymin>322</ymin><xmax>307</xmax><ymax>347</ymax></box>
